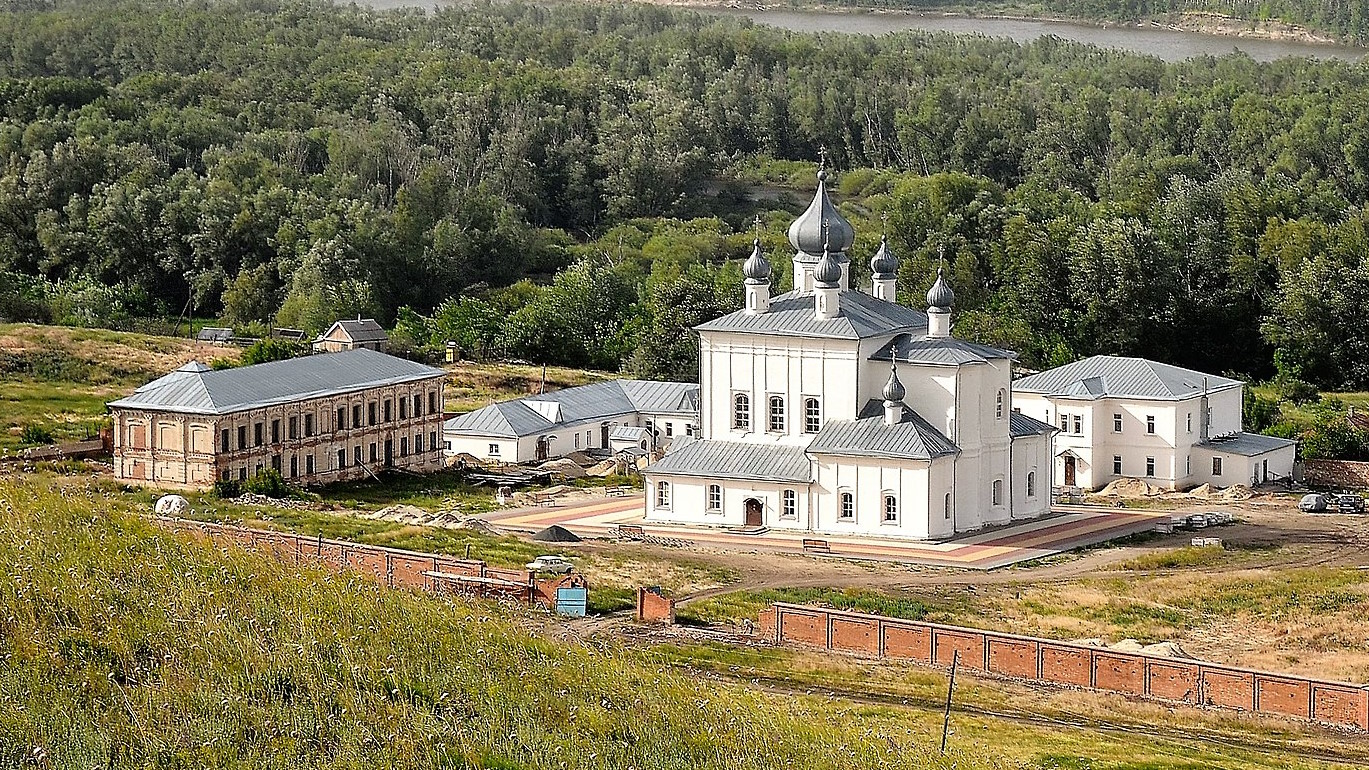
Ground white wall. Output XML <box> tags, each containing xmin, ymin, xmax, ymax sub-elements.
<box><xmin>810</xmin><ymin>455</ymin><xmax>935</xmax><ymax>539</ymax></box>
<box><xmin>644</xmin><ymin>475</ymin><xmax>812</xmax><ymax>531</ymax></box>
<box><xmin>1011</xmin><ymin>431</ymin><xmax>1051</xmax><ymax>520</ymax></box>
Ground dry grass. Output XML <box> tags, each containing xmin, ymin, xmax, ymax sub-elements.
<box><xmin>443</xmin><ymin>359</ymin><xmax>610</xmax><ymax>413</ymax></box>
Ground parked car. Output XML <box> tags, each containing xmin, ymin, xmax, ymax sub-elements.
<box><xmin>1298</xmin><ymin>493</ymin><xmax>1328</xmax><ymax>513</ymax></box>
<box><xmin>526</xmin><ymin>555</ymin><xmax>574</xmax><ymax>574</ymax></box>
<box><xmin>1334</xmin><ymin>493</ymin><xmax>1365</xmax><ymax>514</ymax></box>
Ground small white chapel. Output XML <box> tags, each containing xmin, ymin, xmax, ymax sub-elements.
<box><xmin>643</xmin><ymin>163</ymin><xmax>1056</xmax><ymax>540</ymax></box>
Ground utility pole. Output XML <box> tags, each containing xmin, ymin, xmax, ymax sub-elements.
<box><xmin>940</xmin><ymin>650</ymin><xmax>958</xmax><ymax>754</ymax></box>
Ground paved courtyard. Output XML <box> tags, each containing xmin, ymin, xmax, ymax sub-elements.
<box><xmin>482</xmin><ymin>495</ymin><xmax>1169</xmax><ymax>570</ymax></box>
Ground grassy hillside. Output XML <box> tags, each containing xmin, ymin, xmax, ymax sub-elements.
<box><xmin>0</xmin><ymin>475</ymin><xmax>1004</xmax><ymax>769</ymax></box>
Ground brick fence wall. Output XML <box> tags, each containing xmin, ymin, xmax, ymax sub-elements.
<box><xmin>1303</xmin><ymin>459</ymin><xmax>1369</xmax><ymax>488</ymax></box>
<box><xmin>636</xmin><ymin>587</ymin><xmax>676</xmax><ymax>624</ymax></box>
<box><xmin>757</xmin><ymin>603</ymin><xmax>1369</xmax><ymax>731</ymax></box>
<box><xmin>155</xmin><ymin>517</ymin><xmax>547</xmax><ymax>603</ymax></box>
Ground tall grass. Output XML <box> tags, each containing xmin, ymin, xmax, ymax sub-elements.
<box><xmin>0</xmin><ymin>477</ymin><xmax>1005</xmax><ymax>769</ymax></box>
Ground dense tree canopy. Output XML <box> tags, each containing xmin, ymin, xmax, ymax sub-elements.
<box><xmin>1</xmin><ymin>0</ymin><xmax>1369</xmax><ymax>390</ymax></box>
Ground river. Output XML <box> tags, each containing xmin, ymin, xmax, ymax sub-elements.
<box><xmin>359</xmin><ymin>0</ymin><xmax>1367</xmax><ymax>62</ymax></box>
<box><xmin>699</xmin><ymin>7</ymin><xmax>1366</xmax><ymax>62</ymax></box>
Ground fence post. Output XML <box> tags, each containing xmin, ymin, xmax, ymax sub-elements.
<box><xmin>941</xmin><ymin>650</ymin><xmax>958</xmax><ymax>754</ymax></box>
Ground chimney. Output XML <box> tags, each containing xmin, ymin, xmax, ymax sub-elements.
<box><xmin>1200</xmin><ymin>377</ymin><xmax>1210</xmax><ymax>441</ymax></box>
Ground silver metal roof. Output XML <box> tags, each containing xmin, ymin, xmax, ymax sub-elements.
<box><xmin>444</xmin><ymin>379</ymin><xmax>698</xmax><ymax>439</ymax></box>
<box><xmin>870</xmin><ymin>334</ymin><xmax>1016</xmax><ymax>366</ymax></box>
<box><xmin>320</xmin><ymin>318</ymin><xmax>387</xmax><ymax>342</ymax></box>
<box><xmin>1012</xmin><ymin>355</ymin><xmax>1243</xmax><ymax>401</ymax></box>
<box><xmin>807</xmin><ymin>408</ymin><xmax>960</xmax><ymax>461</ymax></box>
<box><xmin>1009</xmin><ymin>411</ymin><xmax>1057</xmax><ymax>437</ymax></box>
<box><xmin>645</xmin><ymin>439</ymin><xmax>812</xmax><ymax>483</ymax></box>
<box><xmin>108</xmin><ymin>349</ymin><xmax>446</xmax><ymax>416</ymax></box>
<box><xmin>696</xmin><ymin>289</ymin><xmax>928</xmax><ymax>340</ymax></box>
<box><xmin>1198</xmin><ymin>432</ymin><xmax>1297</xmax><ymax>457</ymax></box>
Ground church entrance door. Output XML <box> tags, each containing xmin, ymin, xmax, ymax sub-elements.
<box><xmin>744</xmin><ymin>498</ymin><xmax>763</xmax><ymax>527</ymax></box>
<box><xmin>1063</xmin><ymin>456</ymin><xmax>1077</xmax><ymax>487</ymax></box>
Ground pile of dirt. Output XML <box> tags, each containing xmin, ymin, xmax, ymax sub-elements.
<box><xmin>1109</xmin><ymin>639</ymin><xmax>1146</xmax><ymax>653</ymax></box>
<box><xmin>1071</xmin><ymin>637</ymin><xmax>1191</xmax><ymax>659</ymax></box>
<box><xmin>1096</xmin><ymin>478</ymin><xmax>1163</xmax><ymax>498</ymax></box>
<box><xmin>532</xmin><ymin>524</ymin><xmax>582</xmax><ymax>543</ymax></box>
<box><xmin>370</xmin><ymin>504</ymin><xmax>428</xmax><ymax>523</ymax></box>
<box><xmin>1139</xmin><ymin>641</ymin><xmax>1189</xmax><ymax>658</ymax></box>
<box><xmin>585</xmin><ymin>459</ymin><xmax>618</xmax><ymax>477</ymax></box>
<box><xmin>1220</xmin><ymin>484</ymin><xmax>1253</xmax><ymax>501</ymax></box>
<box><xmin>1187</xmin><ymin>483</ymin><xmax>1215</xmax><ymax>498</ymax></box>
<box><xmin>538</xmin><ymin>458</ymin><xmax>586</xmax><ymax>478</ymax></box>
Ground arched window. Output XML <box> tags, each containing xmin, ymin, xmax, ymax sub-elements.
<box><xmin>883</xmin><ymin>494</ymin><xmax>898</xmax><ymax>523</ymax></box>
<box><xmin>707</xmin><ymin>484</ymin><xmax>722</xmax><ymax>511</ymax></box>
<box><xmin>656</xmin><ymin>481</ymin><xmax>671</xmax><ymax>508</ymax></box>
<box><xmin>996</xmin><ymin>389</ymin><xmax>1005</xmax><ymax>420</ymax></box>
<box><xmin>804</xmin><ymin>398</ymin><xmax>822</xmax><ymax>434</ymax></box>
<box><xmin>768</xmin><ymin>395</ymin><xmax>785</xmax><ymax>433</ymax></box>
<box><xmin>839</xmin><ymin>491</ymin><xmax>854</xmax><ymax>520</ymax></box>
<box><xmin>944</xmin><ymin>493</ymin><xmax>952</xmax><ymax>520</ymax></box>
<box><xmin>991</xmin><ymin>479</ymin><xmax>1003</xmax><ymax>506</ymax></box>
<box><xmin>782</xmin><ymin>489</ymin><xmax>797</xmax><ymax>518</ymax></box>
<box><xmin>1026</xmin><ymin>471</ymin><xmax>1036</xmax><ymax>498</ymax></box>
<box><xmin>732</xmin><ymin>393</ymin><xmax>750</xmax><ymax>431</ymax></box>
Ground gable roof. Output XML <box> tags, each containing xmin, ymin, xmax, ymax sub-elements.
<box><xmin>695</xmin><ymin>289</ymin><xmax>928</xmax><ymax>340</ymax></box>
<box><xmin>323</xmin><ymin>318</ymin><xmax>387</xmax><ymax>343</ymax></box>
<box><xmin>443</xmin><ymin>379</ymin><xmax>699</xmax><ymax>439</ymax></box>
<box><xmin>1012</xmin><ymin>355</ymin><xmax>1242</xmax><ymax>401</ymax></box>
<box><xmin>644</xmin><ymin>439</ymin><xmax>812</xmax><ymax>483</ymax></box>
<box><xmin>869</xmin><ymin>334</ymin><xmax>1016</xmax><ymax>367</ymax></box>
<box><xmin>108</xmin><ymin>349</ymin><xmax>445</xmax><ymax>416</ymax></box>
<box><xmin>808</xmin><ymin>404</ymin><xmax>960</xmax><ymax>461</ymax></box>
<box><xmin>1009</xmin><ymin>411</ymin><xmax>1057</xmax><ymax>438</ymax></box>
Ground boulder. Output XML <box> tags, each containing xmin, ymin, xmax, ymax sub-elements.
<box><xmin>154</xmin><ymin>494</ymin><xmax>190</xmax><ymax>517</ymax></box>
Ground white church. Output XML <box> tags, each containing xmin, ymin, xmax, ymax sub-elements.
<box><xmin>643</xmin><ymin>164</ymin><xmax>1056</xmax><ymax>540</ymax></box>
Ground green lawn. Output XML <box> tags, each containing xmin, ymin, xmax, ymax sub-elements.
<box><xmin>0</xmin><ymin>379</ymin><xmax>115</xmax><ymax>451</ymax></box>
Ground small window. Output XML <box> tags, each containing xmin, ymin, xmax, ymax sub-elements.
<box><xmin>489</xmin><ymin>443</ymin><xmax>501</xmax><ymax>456</ymax></box>
<box><xmin>665</xmin><ymin>422</ymin><xmax>674</xmax><ymax>437</ymax></box>
<box><xmin>1027</xmin><ymin>471</ymin><xmax>1036</xmax><ymax>498</ymax></box>
<box><xmin>239</xmin><ymin>467</ymin><xmax>247</xmax><ymax>481</ymax></box>
<box><xmin>575</xmin><ymin>433</ymin><xmax>581</xmax><ymax>449</ymax></box>
<box><xmin>1072</xmin><ymin>415</ymin><xmax>1082</xmax><ymax>435</ymax></box>
<box><xmin>429</xmin><ymin>391</ymin><xmax>437</xmax><ymax>414</ymax></box>
<box><xmin>400</xmin><ymin>437</ymin><xmax>409</xmax><ymax>457</ymax></box>
<box><xmin>782</xmin><ymin>489</ymin><xmax>797</xmax><ymax>518</ymax></box>
<box><xmin>1113</xmin><ymin>455</ymin><xmax>1123</xmax><ymax>475</ymax></box>
<box><xmin>686</xmin><ymin>424</ymin><xmax>695</xmax><ymax>437</ymax></box>
<box><xmin>383</xmin><ymin>399</ymin><xmax>392</xmax><ymax>422</ymax></box>
<box><xmin>354</xmin><ymin>445</ymin><xmax>362</xmax><ymax>464</ymax></box>
<box><xmin>271</xmin><ymin>419</ymin><xmax>280</xmax><ymax>444</ymax></box>
<box><xmin>944</xmin><ymin>493</ymin><xmax>952</xmax><ymax>520</ymax></box>
<box><xmin>336</xmin><ymin>449</ymin><xmax>346</xmax><ymax>469</ymax></box>
<box><xmin>995</xmin><ymin>390</ymin><xmax>1005</xmax><ymax>420</ymax></box>
<box><xmin>1187</xmin><ymin>412</ymin><xmax>1192</xmax><ymax>433</ymax></box>
<box><xmin>992</xmin><ymin>479</ymin><xmax>1003</xmax><ymax>506</ymax></box>
<box><xmin>289</xmin><ymin>455</ymin><xmax>297</xmax><ymax>478</ymax></box>
<box><xmin>707</xmin><ymin>484</ymin><xmax>722</xmax><ymax>511</ymax></box>
<box><xmin>1146</xmin><ymin>415</ymin><xmax>1155</xmax><ymax>434</ymax></box>
<box><xmin>220</xmin><ymin>429</ymin><xmax>230</xmax><ymax>453</ymax></box>
<box><xmin>1146</xmin><ymin>457</ymin><xmax>1156</xmax><ymax>477</ymax></box>
<box><xmin>1059</xmin><ymin>414</ymin><xmax>1068</xmax><ymax>432</ymax></box>
<box><xmin>254</xmin><ymin>423</ymin><xmax>263</xmax><ymax>447</ymax></box>
<box><xmin>368</xmin><ymin>402</ymin><xmax>377</xmax><ymax>426</ymax></box>
<box><xmin>1186</xmin><ymin>455</ymin><xmax>1192</xmax><ymax>475</ymax></box>
<box><xmin>1113</xmin><ymin>413</ymin><xmax>1122</xmax><ymax>433</ymax></box>
<box><xmin>414</xmin><ymin>394</ymin><xmax>423</xmax><ymax>418</ymax></box>
<box><xmin>369</xmin><ymin>443</ymin><xmax>377</xmax><ymax>462</ymax></box>
<box><xmin>352</xmin><ymin>404</ymin><xmax>362</xmax><ymax>428</ymax></box>
<box><xmin>768</xmin><ymin>395</ymin><xmax>785</xmax><ymax>433</ymax></box>
<box><xmin>839</xmin><ymin>492</ymin><xmax>854</xmax><ymax>520</ymax></box>
<box><xmin>1212</xmin><ymin>457</ymin><xmax>1223</xmax><ymax>476</ymax></box>
<box><xmin>399</xmin><ymin>398</ymin><xmax>408</xmax><ymax>420</ymax></box>
<box><xmin>733</xmin><ymin>393</ymin><xmax>751</xmax><ymax>431</ymax></box>
<box><xmin>656</xmin><ymin>481</ymin><xmax>671</xmax><ymax>508</ymax></box>
<box><xmin>804</xmin><ymin>397</ymin><xmax>821</xmax><ymax>434</ymax></box>
<box><xmin>305</xmin><ymin>413</ymin><xmax>314</xmax><ymax>437</ymax></box>
<box><xmin>883</xmin><ymin>495</ymin><xmax>898</xmax><ymax>523</ymax></box>
<box><xmin>336</xmin><ymin>407</ymin><xmax>346</xmax><ymax>431</ymax></box>
<box><xmin>306</xmin><ymin>454</ymin><xmax>315</xmax><ymax>475</ymax></box>
<box><xmin>288</xmin><ymin>416</ymin><xmax>299</xmax><ymax>440</ymax></box>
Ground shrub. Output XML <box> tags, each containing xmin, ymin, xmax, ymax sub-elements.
<box><xmin>211</xmin><ymin>478</ymin><xmax>241</xmax><ymax>499</ymax></box>
<box><xmin>19</xmin><ymin>424</ymin><xmax>54</xmax><ymax>445</ymax></box>
<box><xmin>242</xmin><ymin>468</ymin><xmax>289</xmax><ymax>498</ymax></box>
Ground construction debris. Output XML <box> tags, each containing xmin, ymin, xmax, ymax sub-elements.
<box><xmin>532</xmin><ymin>524</ymin><xmax>582</xmax><ymax>543</ymax></box>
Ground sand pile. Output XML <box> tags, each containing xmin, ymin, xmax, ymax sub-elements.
<box><xmin>1097</xmin><ymin>477</ymin><xmax>1163</xmax><ymax>498</ymax></box>
<box><xmin>538</xmin><ymin>458</ymin><xmax>586</xmax><ymax>478</ymax></box>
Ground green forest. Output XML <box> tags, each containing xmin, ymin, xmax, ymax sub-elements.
<box><xmin>1</xmin><ymin>0</ymin><xmax>1368</xmax><ymax>402</ymax></box>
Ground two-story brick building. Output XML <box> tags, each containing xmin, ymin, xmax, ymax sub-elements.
<box><xmin>109</xmin><ymin>348</ymin><xmax>447</xmax><ymax>488</ymax></box>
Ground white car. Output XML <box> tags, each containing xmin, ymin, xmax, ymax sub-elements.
<box><xmin>526</xmin><ymin>555</ymin><xmax>573</xmax><ymax>574</ymax></box>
